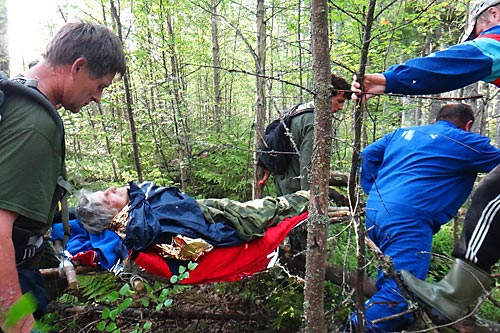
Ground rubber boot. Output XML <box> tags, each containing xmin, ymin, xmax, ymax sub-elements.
<box><xmin>400</xmin><ymin>258</ymin><xmax>494</xmax><ymax>325</ymax></box>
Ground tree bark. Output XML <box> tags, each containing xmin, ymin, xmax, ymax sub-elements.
<box><xmin>211</xmin><ymin>0</ymin><xmax>223</xmax><ymax>133</ymax></box>
<box><xmin>304</xmin><ymin>0</ymin><xmax>332</xmax><ymax>331</ymax></box>
<box><xmin>253</xmin><ymin>0</ymin><xmax>266</xmax><ymax>199</ymax></box>
<box><xmin>349</xmin><ymin>2</ymin><xmax>377</xmax><ymax>332</ymax></box>
<box><xmin>110</xmin><ymin>0</ymin><xmax>143</xmax><ymax>182</ymax></box>
<box><xmin>164</xmin><ymin>7</ymin><xmax>192</xmax><ymax>191</ymax></box>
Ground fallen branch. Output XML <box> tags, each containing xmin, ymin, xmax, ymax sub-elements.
<box><xmin>53</xmin><ymin>240</ymin><xmax>79</xmax><ymax>289</ymax></box>
<box><xmin>329</xmin><ymin>171</ymin><xmax>349</xmax><ymax>187</ymax></box>
<box><xmin>40</xmin><ymin>265</ymin><xmax>98</xmax><ymax>279</ymax></box>
<box><xmin>279</xmin><ymin>248</ymin><xmax>377</xmax><ymax>297</ymax></box>
<box><xmin>47</xmin><ymin>303</ymin><xmax>268</xmax><ymax>322</ymax></box>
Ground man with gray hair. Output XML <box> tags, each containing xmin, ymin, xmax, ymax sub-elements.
<box><xmin>0</xmin><ymin>22</ymin><xmax>126</xmax><ymax>332</ymax></box>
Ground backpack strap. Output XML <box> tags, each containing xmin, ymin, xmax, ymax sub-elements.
<box><xmin>281</xmin><ymin>103</ymin><xmax>315</xmax><ymax>130</ymax></box>
<box><xmin>286</xmin><ymin>103</ymin><xmax>315</xmax><ymax>118</ymax></box>
<box><xmin>0</xmin><ymin>78</ymin><xmax>72</xmax><ymax>248</ymax></box>
<box><xmin>58</xmin><ymin>176</ymin><xmax>73</xmax><ymax>246</ymax></box>
<box><xmin>1</xmin><ymin>77</ymin><xmax>67</xmax><ymax>170</ymax></box>
<box><xmin>4</xmin><ymin>77</ymin><xmax>65</xmax><ymax>147</ymax></box>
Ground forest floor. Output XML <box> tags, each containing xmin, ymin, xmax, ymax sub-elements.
<box><xmin>43</xmin><ymin>268</ymin><xmax>497</xmax><ymax>333</ymax></box>
<box><xmin>44</xmin><ymin>273</ymin><xmax>302</xmax><ymax>333</ymax></box>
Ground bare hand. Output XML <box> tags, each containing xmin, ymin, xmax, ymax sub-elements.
<box><xmin>257</xmin><ymin>169</ymin><xmax>271</xmax><ymax>186</ymax></box>
<box><xmin>351</xmin><ymin>73</ymin><xmax>387</xmax><ymax>102</ymax></box>
<box><xmin>350</xmin><ymin>74</ymin><xmax>363</xmax><ymax>101</ymax></box>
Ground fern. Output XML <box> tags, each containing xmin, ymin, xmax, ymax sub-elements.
<box><xmin>56</xmin><ymin>293</ymin><xmax>81</xmax><ymax>305</ymax></box>
<box><xmin>77</xmin><ymin>273</ymin><xmax>120</xmax><ymax>302</ymax></box>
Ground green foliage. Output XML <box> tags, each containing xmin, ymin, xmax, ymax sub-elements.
<box><xmin>327</xmin><ymin>220</ymin><xmax>377</xmax><ymax>278</ymax></box>
<box><xmin>35</xmin><ymin>0</ymin><xmax>498</xmax><ymax>330</ymax></box>
<box><xmin>479</xmin><ymin>287</ymin><xmax>500</xmax><ymax>322</ymax></box>
<box><xmin>428</xmin><ymin>222</ymin><xmax>500</xmax><ymax>322</ymax></box>
<box><xmin>35</xmin><ymin>312</ymin><xmax>61</xmax><ymax>333</ymax></box>
<box><xmin>130</xmin><ymin>320</ymin><xmax>153</xmax><ymax>333</ymax></box>
<box><xmin>61</xmin><ymin>0</ymin><xmax>467</xmax><ymax>198</ymax></box>
<box><xmin>428</xmin><ymin>223</ymin><xmax>458</xmax><ymax>281</ymax></box>
<box><xmin>213</xmin><ymin>266</ymin><xmax>349</xmax><ymax>331</ymax></box>
<box><xmin>99</xmin><ymin>292</ymin><xmax>133</xmax><ymax>332</ymax></box>
<box><xmin>214</xmin><ymin>271</ymin><xmax>306</xmax><ymax>331</ymax></box>
<box><xmin>3</xmin><ymin>293</ymin><xmax>37</xmax><ymax>329</ymax></box>
<box><xmin>53</xmin><ymin>262</ymin><xmax>196</xmax><ymax>331</ymax></box>
<box><xmin>56</xmin><ymin>293</ymin><xmax>80</xmax><ymax>305</ymax></box>
<box><xmin>77</xmin><ymin>273</ymin><xmax>121</xmax><ymax>303</ymax></box>
<box><xmin>170</xmin><ymin>261</ymin><xmax>197</xmax><ymax>283</ymax></box>
<box><xmin>188</xmin><ymin>119</ymin><xmax>254</xmax><ymax>200</ymax></box>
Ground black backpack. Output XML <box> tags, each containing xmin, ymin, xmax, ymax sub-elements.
<box><xmin>258</xmin><ymin>104</ymin><xmax>314</xmax><ymax>175</ymax></box>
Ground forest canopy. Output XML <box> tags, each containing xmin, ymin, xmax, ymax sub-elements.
<box><xmin>4</xmin><ymin>0</ymin><xmax>478</xmax><ymax>201</ymax></box>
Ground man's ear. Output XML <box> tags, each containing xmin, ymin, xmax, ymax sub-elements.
<box><xmin>71</xmin><ymin>57</ymin><xmax>87</xmax><ymax>77</ymax></box>
<box><xmin>490</xmin><ymin>6</ymin><xmax>500</xmax><ymax>20</ymax></box>
<box><xmin>464</xmin><ymin>119</ymin><xmax>474</xmax><ymax>131</ymax></box>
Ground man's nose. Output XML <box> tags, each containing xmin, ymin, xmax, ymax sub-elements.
<box><xmin>104</xmin><ymin>186</ymin><xmax>116</xmax><ymax>194</ymax></box>
<box><xmin>92</xmin><ymin>90</ymin><xmax>103</xmax><ymax>103</ymax></box>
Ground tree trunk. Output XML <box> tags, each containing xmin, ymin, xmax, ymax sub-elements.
<box><xmin>303</xmin><ymin>0</ymin><xmax>331</xmax><ymax>331</ymax></box>
<box><xmin>96</xmin><ymin>103</ymin><xmax>119</xmax><ymax>181</ymax></box>
<box><xmin>142</xmin><ymin>5</ymin><xmax>171</xmax><ymax>181</ymax></box>
<box><xmin>349</xmin><ymin>1</ymin><xmax>377</xmax><ymax>332</ymax></box>
<box><xmin>211</xmin><ymin>0</ymin><xmax>223</xmax><ymax>134</ymax></box>
<box><xmin>110</xmin><ymin>0</ymin><xmax>143</xmax><ymax>182</ymax></box>
<box><xmin>253</xmin><ymin>0</ymin><xmax>266</xmax><ymax>199</ymax></box>
<box><xmin>297</xmin><ymin>1</ymin><xmax>304</xmax><ymax>104</ymax></box>
<box><xmin>164</xmin><ymin>7</ymin><xmax>192</xmax><ymax>191</ymax></box>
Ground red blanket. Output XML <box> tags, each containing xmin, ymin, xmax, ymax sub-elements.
<box><xmin>133</xmin><ymin>212</ymin><xmax>308</xmax><ymax>284</ymax></box>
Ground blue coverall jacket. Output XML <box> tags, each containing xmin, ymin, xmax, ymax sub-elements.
<box><xmin>354</xmin><ymin>120</ymin><xmax>500</xmax><ymax>332</ymax></box>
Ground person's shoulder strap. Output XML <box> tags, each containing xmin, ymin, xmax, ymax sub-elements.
<box><xmin>0</xmin><ymin>77</ymin><xmax>66</xmax><ymax>156</ymax></box>
<box><xmin>1</xmin><ymin>77</ymin><xmax>63</xmax><ymax>128</ymax></box>
<box><xmin>57</xmin><ymin>176</ymin><xmax>72</xmax><ymax>247</ymax></box>
<box><xmin>283</xmin><ymin>103</ymin><xmax>315</xmax><ymax>127</ymax></box>
<box><xmin>0</xmin><ymin>77</ymin><xmax>72</xmax><ymax>245</ymax></box>
<box><xmin>286</xmin><ymin>103</ymin><xmax>315</xmax><ymax>118</ymax></box>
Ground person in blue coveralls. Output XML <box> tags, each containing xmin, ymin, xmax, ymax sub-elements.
<box><xmin>350</xmin><ymin>0</ymin><xmax>500</xmax><ymax>330</ymax></box>
<box><xmin>348</xmin><ymin>103</ymin><xmax>500</xmax><ymax>332</ymax></box>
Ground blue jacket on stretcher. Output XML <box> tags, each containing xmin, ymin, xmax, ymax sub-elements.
<box><xmin>383</xmin><ymin>25</ymin><xmax>500</xmax><ymax>94</ymax></box>
<box><xmin>126</xmin><ymin>181</ymin><xmax>242</xmax><ymax>251</ymax></box>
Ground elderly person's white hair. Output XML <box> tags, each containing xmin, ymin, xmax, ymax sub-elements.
<box><xmin>75</xmin><ymin>189</ymin><xmax>119</xmax><ymax>234</ymax></box>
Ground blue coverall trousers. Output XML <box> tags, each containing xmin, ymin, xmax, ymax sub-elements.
<box><xmin>350</xmin><ymin>204</ymin><xmax>435</xmax><ymax>332</ymax></box>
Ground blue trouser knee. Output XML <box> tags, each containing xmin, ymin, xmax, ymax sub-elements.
<box><xmin>350</xmin><ymin>206</ymin><xmax>434</xmax><ymax>332</ymax></box>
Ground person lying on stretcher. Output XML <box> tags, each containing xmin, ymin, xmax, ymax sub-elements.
<box><xmin>76</xmin><ymin>181</ymin><xmax>309</xmax><ymax>250</ymax></box>
<box><xmin>51</xmin><ymin>181</ymin><xmax>311</xmax><ymax>283</ymax></box>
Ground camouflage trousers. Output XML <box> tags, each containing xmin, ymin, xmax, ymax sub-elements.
<box><xmin>197</xmin><ymin>191</ymin><xmax>309</xmax><ymax>242</ymax></box>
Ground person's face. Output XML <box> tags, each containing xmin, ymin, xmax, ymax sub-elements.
<box><xmin>331</xmin><ymin>92</ymin><xmax>346</xmax><ymax>114</ymax></box>
<box><xmin>474</xmin><ymin>17</ymin><xmax>490</xmax><ymax>37</ymax></box>
<box><xmin>63</xmin><ymin>59</ymin><xmax>115</xmax><ymax>113</ymax></box>
<box><xmin>95</xmin><ymin>186</ymin><xmax>129</xmax><ymax>213</ymax></box>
